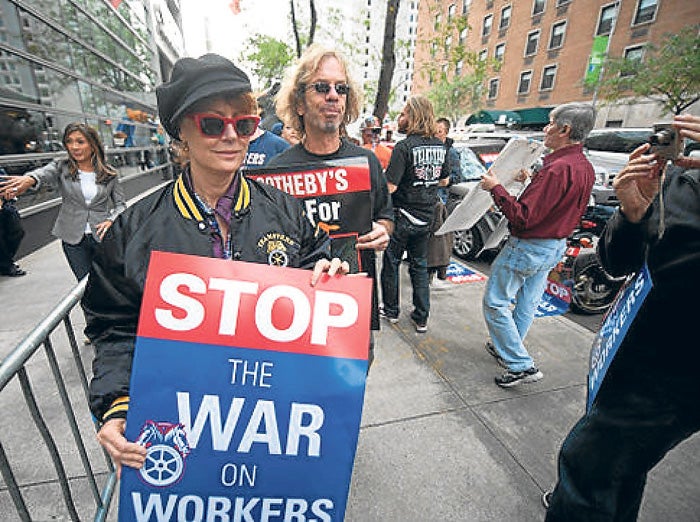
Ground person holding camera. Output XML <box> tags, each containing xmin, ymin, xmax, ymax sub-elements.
<box><xmin>544</xmin><ymin>113</ymin><xmax>700</xmax><ymax>520</ymax></box>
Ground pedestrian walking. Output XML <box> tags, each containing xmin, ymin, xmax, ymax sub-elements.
<box><xmin>267</xmin><ymin>43</ymin><xmax>394</xmax><ymax>368</ymax></box>
<box><xmin>545</xmin><ymin>113</ymin><xmax>700</xmax><ymax>520</ymax></box>
<box><xmin>0</xmin><ymin>123</ymin><xmax>126</xmax><ymax>281</ymax></box>
<box><xmin>380</xmin><ymin>95</ymin><xmax>449</xmax><ymax>333</ymax></box>
<box><xmin>480</xmin><ymin>102</ymin><xmax>595</xmax><ymax>387</ymax></box>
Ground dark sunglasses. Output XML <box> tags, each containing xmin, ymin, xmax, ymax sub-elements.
<box><xmin>190</xmin><ymin>113</ymin><xmax>260</xmax><ymax>138</ymax></box>
<box><xmin>306</xmin><ymin>81</ymin><xmax>350</xmax><ymax>96</ymax></box>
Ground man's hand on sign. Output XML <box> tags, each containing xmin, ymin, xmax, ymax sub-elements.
<box><xmin>356</xmin><ymin>221</ymin><xmax>391</xmax><ymax>252</ymax></box>
<box><xmin>514</xmin><ymin>169</ymin><xmax>531</xmax><ymax>183</ymax></box>
<box><xmin>311</xmin><ymin>257</ymin><xmax>350</xmax><ymax>286</ymax></box>
<box><xmin>480</xmin><ymin>168</ymin><xmax>500</xmax><ymax>191</ymax></box>
<box><xmin>97</xmin><ymin>418</ymin><xmax>147</xmax><ymax>478</ymax></box>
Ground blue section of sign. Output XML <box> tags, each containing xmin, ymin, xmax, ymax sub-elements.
<box><xmin>119</xmin><ymin>337</ymin><xmax>366</xmax><ymax>521</ymax></box>
<box><xmin>587</xmin><ymin>264</ymin><xmax>653</xmax><ymax>412</ymax></box>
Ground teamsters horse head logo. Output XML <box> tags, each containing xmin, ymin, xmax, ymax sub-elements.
<box><xmin>136</xmin><ymin>421</ymin><xmax>191</xmax><ymax>487</ymax></box>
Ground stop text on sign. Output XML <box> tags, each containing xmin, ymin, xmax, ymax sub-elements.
<box><xmin>155</xmin><ymin>273</ymin><xmax>359</xmax><ymax>346</ymax></box>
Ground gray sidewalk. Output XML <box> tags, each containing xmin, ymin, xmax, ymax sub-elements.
<box><xmin>1</xmin><ymin>242</ymin><xmax>699</xmax><ymax>521</ymax></box>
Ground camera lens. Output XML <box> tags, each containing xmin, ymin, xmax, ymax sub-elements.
<box><xmin>649</xmin><ymin>129</ymin><xmax>673</xmax><ymax>145</ymax></box>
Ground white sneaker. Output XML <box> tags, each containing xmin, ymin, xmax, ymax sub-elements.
<box><xmin>431</xmin><ymin>278</ymin><xmax>452</xmax><ymax>290</ymax></box>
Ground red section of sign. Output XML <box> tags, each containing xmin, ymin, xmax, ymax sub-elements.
<box><xmin>138</xmin><ymin>251</ymin><xmax>372</xmax><ymax>360</ymax></box>
<box><xmin>248</xmin><ymin>163</ymin><xmax>371</xmax><ymax>197</ymax></box>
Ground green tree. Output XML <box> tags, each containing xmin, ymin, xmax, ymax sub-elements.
<box><xmin>419</xmin><ymin>1</ymin><xmax>499</xmax><ymax>125</ymax></box>
<box><xmin>239</xmin><ymin>34</ymin><xmax>295</xmax><ymax>89</ymax></box>
<box><xmin>593</xmin><ymin>26</ymin><xmax>700</xmax><ymax>115</ymax></box>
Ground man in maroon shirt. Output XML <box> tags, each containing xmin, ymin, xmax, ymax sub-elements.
<box><xmin>480</xmin><ymin>102</ymin><xmax>595</xmax><ymax>387</ymax></box>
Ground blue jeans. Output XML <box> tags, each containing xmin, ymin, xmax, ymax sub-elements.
<box><xmin>62</xmin><ymin>234</ymin><xmax>99</xmax><ymax>281</ymax></box>
<box><xmin>380</xmin><ymin>214</ymin><xmax>430</xmax><ymax>324</ymax></box>
<box><xmin>482</xmin><ymin>236</ymin><xmax>565</xmax><ymax>372</ymax></box>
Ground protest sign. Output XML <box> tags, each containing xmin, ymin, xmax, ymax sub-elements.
<box><xmin>534</xmin><ymin>276</ymin><xmax>572</xmax><ymax>317</ymax></box>
<box><xmin>119</xmin><ymin>251</ymin><xmax>372</xmax><ymax>521</ymax></box>
<box><xmin>248</xmin><ymin>158</ymin><xmax>372</xmax><ymax>273</ymax></box>
<box><xmin>445</xmin><ymin>261</ymin><xmax>486</xmax><ymax>284</ymax></box>
<box><xmin>587</xmin><ymin>264</ymin><xmax>652</xmax><ymax>411</ymax></box>
<box><xmin>436</xmin><ymin>138</ymin><xmax>543</xmax><ymax>236</ymax></box>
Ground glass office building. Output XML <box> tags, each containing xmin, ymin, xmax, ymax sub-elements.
<box><xmin>0</xmin><ymin>0</ymin><xmax>164</xmax><ymax>156</ymax></box>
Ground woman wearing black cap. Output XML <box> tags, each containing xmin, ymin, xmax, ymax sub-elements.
<box><xmin>83</xmin><ymin>54</ymin><xmax>348</xmax><ymax>475</ymax></box>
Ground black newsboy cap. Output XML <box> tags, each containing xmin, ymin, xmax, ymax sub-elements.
<box><xmin>156</xmin><ymin>53</ymin><xmax>252</xmax><ymax>138</ymax></box>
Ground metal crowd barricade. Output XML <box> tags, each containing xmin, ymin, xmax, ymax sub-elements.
<box><xmin>0</xmin><ymin>278</ymin><xmax>117</xmax><ymax>521</ymax></box>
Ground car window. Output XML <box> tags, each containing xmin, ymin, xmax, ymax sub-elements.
<box><xmin>455</xmin><ymin>146</ymin><xmax>487</xmax><ymax>181</ymax></box>
<box><xmin>584</xmin><ymin>130</ymin><xmax>651</xmax><ymax>153</ymax></box>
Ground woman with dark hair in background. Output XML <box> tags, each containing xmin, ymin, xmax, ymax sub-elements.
<box><xmin>0</xmin><ymin>122</ymin><xmax>126</xmax><ymax>280</ymax></box>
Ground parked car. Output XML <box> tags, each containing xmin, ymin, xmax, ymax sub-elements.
<box><xmin>445</xmin><ymin>143</ymin><xmax>508</xmax><ymax>260</ymax></box>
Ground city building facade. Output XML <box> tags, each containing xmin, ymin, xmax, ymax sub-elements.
<box><xmin>413</xmin><ymin>0</ymin><xmax>699</xmax><ymax>129</ymax></box>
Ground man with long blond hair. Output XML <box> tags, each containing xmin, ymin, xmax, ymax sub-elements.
<box><xmin>379</xmin><ymin>95</ymin><xmax>448</xmax><ymax>333</ymax></box>
<box><xmin>268</xmin><ymin>43</ymin><xmax>393</xmax><ymax>367</ymax></box>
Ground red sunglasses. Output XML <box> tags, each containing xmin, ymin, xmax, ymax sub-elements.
<box><xmin>190</xmin><ymin>113</ymin><xmax>260</xmax><ymax>138</ymax></box>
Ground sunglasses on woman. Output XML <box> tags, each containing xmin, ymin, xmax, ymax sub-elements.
<box><xmin>305</xmin><ymin>82</ymin><xmax>351</xmax><ymax>96</ymax></box>
<box><xmin>190</xmin><ymin>113</ymin><xmax>260</xmax><ymax>138</ymax></box>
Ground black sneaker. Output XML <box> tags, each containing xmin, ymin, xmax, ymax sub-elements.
<box><xmin>485</xmin><ymin>341</ymin><xmax>508</xmax><ymax>368</ymax></box>
<box><xmin>542</xmin><ymin>490</ymin><xmax>552</xmax><ymax>509</ymax></box>
<box><xmin>411</xmin><ymin>317</ymin><xmax>427</xmax><ymax>333</ymax></box>
<box><xmin>495</xmin><ymin>366</ymin><xmax>543</xmax><ymax>387</ymax></box>
<box><xmin>0</xmin><ymin>264</ymin><xmax>26</xmax><ymax>277</ymax></box>
<box><xmin>379</xmin><ymin>305</ymin><xmax>399</xmax><ymax>324</ymax></box>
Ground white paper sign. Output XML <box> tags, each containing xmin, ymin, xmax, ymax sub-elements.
<box><xmin>436</xmin><ymin>138</ymin><xmax>545</xmax><ymax>235</ymax></box>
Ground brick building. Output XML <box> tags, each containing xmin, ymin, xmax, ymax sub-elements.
<box><xmin>413</xmin><ymin>0</ymin><xmax>699</xmax><ymax>129</ymax></box>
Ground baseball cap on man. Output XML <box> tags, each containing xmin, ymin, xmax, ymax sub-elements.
<box><xmin>360</xmin><ymin>114</ymin><xmax>381</xmax><ymax>131</ymax></box>
<box><xmin>156</xmin><ymin>53</ymin><xmax>252</xmax><ymax>138</ymax></box>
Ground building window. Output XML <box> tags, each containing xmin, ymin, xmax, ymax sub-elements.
<box><xmin>633</xmin><ymin>0</ymin><xmax>658</xmax><ymax>25</ymax></box>
<box><xmin>495</xmin><ymin>43</ymin><xmax>505</xmax><ymax>61</ymax></box>
<box><xmin>540</xmin><ymin>64</ymin><xmax>557</xmax><ymax>90</ymax></box>
<box><xmin>596</xmin><ymin>3</ymin><xmax>617</xmax><ymax>36</ymax></box>
<box><xmin>479</xmin><ymin>49</ymin><xmax>488</xmax><ymax>61</ymax></box>
<box><xmin>518</xmin><ymin>71</ymin><xmax>533</xmax><ymax>94</ymax></box>
<box><xmin>499</xmin><ymin>6</ymin><xmax>511</xmax><ymax>30</ymax></box>
<box><xmin>435</xmin><ymin>13</ymin><xmax>442</xmax><ymax>29</ymax></box>
<box><xmin>483</xmin><ymin>14</ymin><xmax>493</xmax><ymax>37</ymax></box>
<box><xmin>525</xmin><ymin>30</ymin><xmax>540</xmax><ymax>55</ymax></box>
<box><xmin>549</xmin><ymin>21</ymin><xmax>566</xmax><ymax>49</ymax></box>
<box><xmin>463</xmin><ymin>0</ymin><xmax>471</xmax><ymax>15</ymax></box>
<box><xmin>533</xmin><ymin>0</ymin><xmax>545</xmax><ymax>15</ymax></box>
<box><xmin>448</xmin><ymin>3</ymin><xmax>456</xmax><ymax>20</ymax></box>
<box><xmin>488</xmin><ymin>78</ymin><xmax>499</xmax><ymax>99</ymax></box>
<box><xmin>459</xmin><ymin>28</ymin><xmax>468</xmax><ymax>45</ymax></box>
<box><xmin>556</xmin><ymin>0</ymin><xmax>571</xmax><ymax>6</ymax></box>
<box><xmin>456</xmin><ymin>59</ymin><xmax>463</xmax><ymax>76</ymax></box>
<box><xmin>621</xmin><ymin>45</ymin><xmax>645</xmax><ymax>76</ymax></box>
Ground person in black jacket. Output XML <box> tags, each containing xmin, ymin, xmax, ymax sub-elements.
<box><xmin>0</xmin><ymin>168</ymin><xmax>26</xmax><ymax>277</ymax></box>
<box><xmin>545</xmin><ymin>113</ymin><xmax>700</xmax><ymax>520</ymax></box>
<box><xmin>84</xmin><ymin>54</ymin><xmax>349</xmax><ymax>477</ymax></box>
